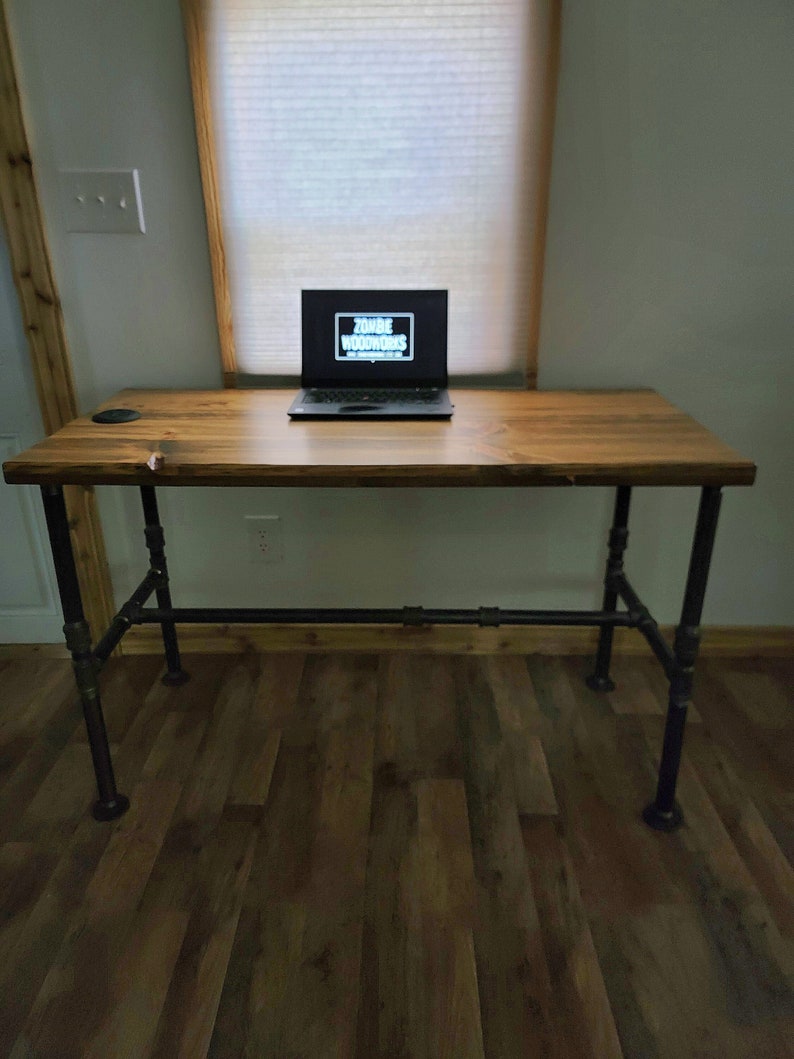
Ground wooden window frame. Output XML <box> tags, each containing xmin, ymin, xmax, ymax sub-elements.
<box><xmin>181</xmin><ymin>0</ymin><xmax>561</xmax><ymax>390</ymax></box>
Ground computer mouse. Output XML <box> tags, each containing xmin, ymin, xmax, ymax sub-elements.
<box><xmin>339</xmin><ymin>404</ymin><xmax>384</xmax><ymax>413</ymax></box>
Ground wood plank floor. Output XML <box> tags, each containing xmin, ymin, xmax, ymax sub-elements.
<box><xmin>0</xmin><ymin>651</ymin><xmax>791</xmax><ymax>1058</ymax></box>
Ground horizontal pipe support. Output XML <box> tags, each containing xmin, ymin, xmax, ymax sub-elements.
<box><xmin>134</xmin><ymin>606</ymin><xmax>636</xmax><ymax>628</ymax></box>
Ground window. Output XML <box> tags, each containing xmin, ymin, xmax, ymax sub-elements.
<box><xmin>184</xmin><ymin>0</ymin><xmax>560</xmax><ymax>383</ymax></box>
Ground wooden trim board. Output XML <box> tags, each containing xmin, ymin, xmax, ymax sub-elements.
<box><xmin>180</xmin><ymin>0</ymin><xmax>237</xmax><ymax>387</ymax></box>
<box><xmin>0</xmin><ymin>3</ymin><xmax>115</xmax><ymax>640</ymax></box>
<box><xmin>525</xmin><ymin>0</ymin><xmax>562</xmax><ymax>388</ymax></box>
<box><xmin>4</xmin><ymin>625</ymin><xmax>790</xmax><ymax>659</ymax></box>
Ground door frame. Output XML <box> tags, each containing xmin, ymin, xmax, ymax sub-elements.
<box><xmin>0</xmin><ymin>2</ymin><xmax>114</xmax><ymax>641</ymax></box>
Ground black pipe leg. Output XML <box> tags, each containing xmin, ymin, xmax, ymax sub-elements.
<box><xmin>140</xmin><ymin>486</ymin><xmax>189</xmax><ymax>686</ymax></box>
<box><xmin>41</xmin><ymin>486</ymin><xmax>129</xmax><ymax>821</ymax></box>
<box><xmin>643</xmin><ymin>486</ymin><xmax>722</xmax><ymax>831</ymax></box>
<box><xmin>586</xmin><ymin>485</ymin><xmax>632</xmax><ymax>692</ymax></box>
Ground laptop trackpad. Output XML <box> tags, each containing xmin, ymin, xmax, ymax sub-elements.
<box><xmin>339</xmin><ymin>404</ymin><xmax>384</xmax><ymax>413</ymax></box>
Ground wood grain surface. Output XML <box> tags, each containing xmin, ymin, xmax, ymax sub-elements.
<box><xmin>179</xmin><ymin>0</ymin><xmax>238</xmax><ymax>388</ymax></box>
<box><xmin>3</xmin><ymin>389</ymin><xmax>756</xmax><ymax>487</ymax></box>
<box><xmin>0</xmin><ymin>651</ymin><xmax>791</xmax><ymax>1058</ymax></box>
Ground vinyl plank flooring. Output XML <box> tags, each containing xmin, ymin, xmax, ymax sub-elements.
<box><xmin>277</xmin><ymin>655</ymin><xmax>377</xmax><ymax>1058</ymax></box>
<box><xmin>0</xmin><ymin>649</ymin><xmax>791</xmax><ymax>1058</ymax></box>
<box><xmin>357</xmin><ymin>655</ymin><xmax>482</xmax><ymax>1059</ymax></box>
<box><xmin>455</xmin><ymin>656</ymin><xmax>557</xmax><ymax>1058</ymax></box>
<box><xmin>521</xmin><ymin>815</ymin><xmax>623</xmax><ymax>1059</ymax></box>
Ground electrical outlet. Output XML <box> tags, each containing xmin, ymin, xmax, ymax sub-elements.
<box><xmin>245</xmin><ymin>515</ymin><xmax>283</xmax><ymax>564</ymax></box>
<box><xmin>59</xmin><ymin>169</ymin><xmax>145</xmax><ymax>233</ymax></box>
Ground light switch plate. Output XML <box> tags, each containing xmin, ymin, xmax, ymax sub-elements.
<box><xmin>59</xmin><ymin>169</ymin><xmax>145</xmax><ymax>234</ymax></box>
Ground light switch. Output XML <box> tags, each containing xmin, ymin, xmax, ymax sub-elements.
<box><xmin>59</xmin><ymin>169</ymin><xmax>145</xmax><ymax>234</ymax></box>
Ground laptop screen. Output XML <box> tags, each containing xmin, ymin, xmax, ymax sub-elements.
<box><xmin>301</xmin><ymin>290</ymin><xmax>448</xmax><ymax>388</ymax></box>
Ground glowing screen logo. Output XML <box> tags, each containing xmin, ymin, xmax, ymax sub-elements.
<box><xmin>334</xmin><ymin>312</ymin><xmax>414</xmax><ymax>362</ymax></box>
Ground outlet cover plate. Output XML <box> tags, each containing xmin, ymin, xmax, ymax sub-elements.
<box><xmin>245</xmin><ymin>515</ymin><xmax>284</xmax><ymax>564</ymax></box>
<box><xmin>59</xmin><ymin>169</ymin><xmax>145</xmax><ymax>234</ymax></box>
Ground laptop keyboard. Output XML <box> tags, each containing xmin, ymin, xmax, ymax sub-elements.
<box><xmin>303</xmin><ymin>388</ymin><xmax>442</xmax><ymax>405</ymax></box>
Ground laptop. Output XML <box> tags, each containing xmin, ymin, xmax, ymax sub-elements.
<box><xmin>288</xmin><ymin>289</ymin><xmax>454</xmax><ymax>418</ymax></box>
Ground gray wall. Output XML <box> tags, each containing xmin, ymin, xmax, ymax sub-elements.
<box><xmin>6</xmin><ymin>0</ymin><xmax>793</xmax><ymax>634</ymax></box>
<box><xmin>538</xmin><ymin>0</ymin><xmax>793</xmax><ymax>624</ymax></box>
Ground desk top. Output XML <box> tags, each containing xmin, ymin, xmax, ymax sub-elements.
<box><xmin>3</xmin><ymin>389</ymin><xmax>756</xmax><ymax>488</ymax></box>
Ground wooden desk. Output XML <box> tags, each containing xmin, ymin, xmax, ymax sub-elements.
<box><xmin>3</xmin><ymin>389</ymin><xmax>755</xmax><ymax>830</ymax></box>
<box><xmin>5</xmin><ymin>387</ymin><xmax>754</xmax><ymax>487</ymax></box>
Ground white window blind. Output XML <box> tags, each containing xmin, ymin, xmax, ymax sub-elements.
<box><xmin>208</xmin><ymin>0</ymin><xmax>541</xmax><ymax>377</ymax></box>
